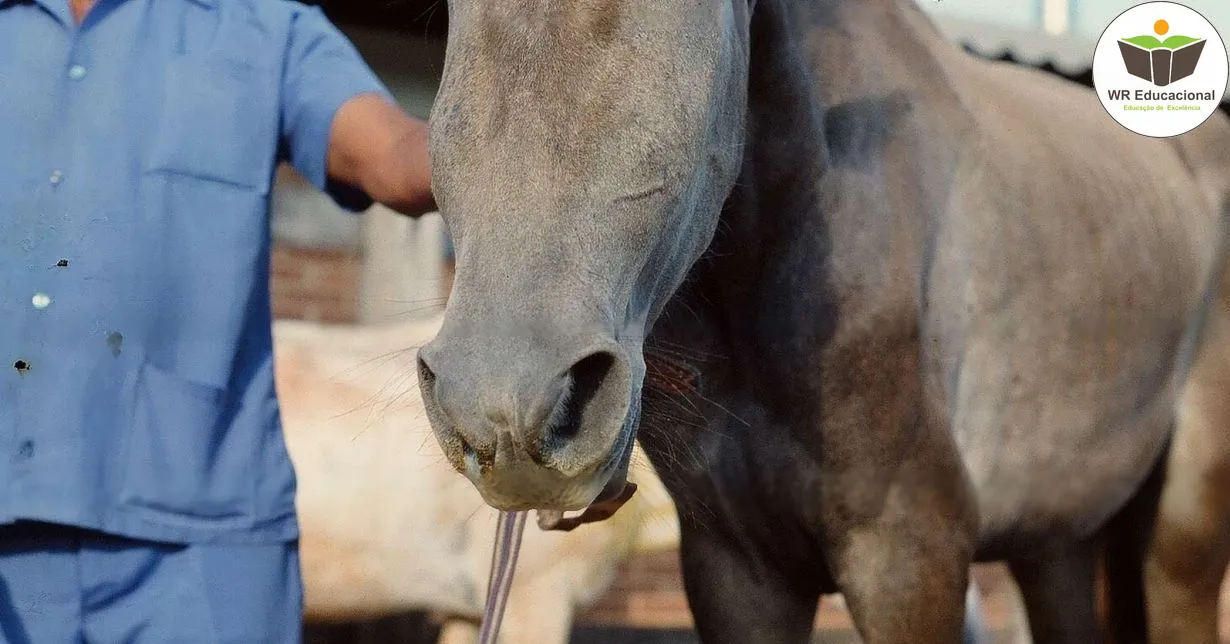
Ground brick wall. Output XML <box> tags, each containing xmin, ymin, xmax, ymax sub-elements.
<box><xmin>578</xmin><ymin>552</ymin><xmax>692</xmax><ymax>629</ymax></box>
<box><xmin>271</xmin><ymin>244</ymin><xmax>363</xmax><ymax>324</ymax></box>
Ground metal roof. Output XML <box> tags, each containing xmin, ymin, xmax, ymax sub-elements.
<box><xmin>931</xmin><ymin>14</ymin><xmax>1097</xmax><ymax>75</ymax></box>
<box><xmin>931</xmin><ymin>14</ymin><xmax>1229</xmax><ymax>106</ymax></box>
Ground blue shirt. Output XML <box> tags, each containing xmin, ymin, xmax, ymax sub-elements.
<box><xmin>0</xmin><ymin>0</ymin><xmax>390</xmax><ymax>544</ymax></box>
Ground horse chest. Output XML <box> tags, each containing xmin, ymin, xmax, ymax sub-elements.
<box><xmin>640</xmin><ymin>404</ymin><xmax>839</xmax><ymax>579</ymax></box>
<box><xmin>638</xmin><ymin>344</ymin><xmax>946</xmax><ymax>577</ymax></box>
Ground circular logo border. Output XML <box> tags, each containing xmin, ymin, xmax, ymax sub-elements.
<box><xmin>1092</xmin><ymin>1</ymin><xmax>1229</xmax><ymax>139</ymax></box>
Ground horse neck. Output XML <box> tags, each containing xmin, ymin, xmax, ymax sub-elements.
<box><xmin>666</xmin><ymin>0</ymin><xmax>956</xmax><ymax>365</ymax></box>
<box><xmin>725</xmin><ymin>0</ymin><xmax>833</xmax><ymax>237</ymax></box>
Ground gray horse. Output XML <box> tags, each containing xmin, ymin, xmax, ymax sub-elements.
<box><xmin>415</xmin><ymin>0</ymin><xmax>1230</xmax><ymax>641</ymax></box>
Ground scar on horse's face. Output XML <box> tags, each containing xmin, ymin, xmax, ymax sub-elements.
<box><xmin>416</xmin><ymin>0</ymin><xmax>750</xmax><ymax>512</ymax></box>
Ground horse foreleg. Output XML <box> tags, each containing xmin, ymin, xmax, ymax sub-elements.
<box><xmin>824</xmin><ymin>582</ymin><xmax>991</xmax><ymax>644</ymax></box>
<box><xmin>1096</xmin><ymin>439</ymin><xmax>1169</xmax><ymax>644</ymax></box>
<box><xmin>678</xmin><ymin>525</ymin><xmax>819</xmax><ymax>643</ymax></box>
<box><xmin>827</xmin><ymin>441</ymin><xmax>977</xmax><ymax>644</ymax></box>
<box><xmin>1007</xmin><ymin>540</ymin><xmax>1101</xmax><ymax>644</ymax></box>
<box><xmin>828</xmin><ymin>522</ymin><xmax>971</xmax><ymax>643</ymax></box>
<box><xmin>1141</xmin><ymin>302</ymin><xmax>1230</xmax><ymax>644</ymax></box>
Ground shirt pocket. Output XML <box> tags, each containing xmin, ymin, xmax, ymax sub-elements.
<box><xmin>144</xmin><ymin>56</ymin><xmax>279</xmax><ymax>193</ymax></box>
<box><xmin>118</xmin><ymin>361</ymin><xmax>257</xmax><ymax>526</ymax></box>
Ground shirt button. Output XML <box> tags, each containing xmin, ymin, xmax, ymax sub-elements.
<box><xmin>49</xmin><ymin>170</ymin><xmax>63</xmax><ymax>185</ymax></box>
<box><xmin>32</xmin><ymin>293</ymin><xmax>52</xmax><ymax>310</ymax></box>
<box><xmin>68</xmin><ymin>65</ymin><xmax>87</xmax><ymax>80</ymax></box>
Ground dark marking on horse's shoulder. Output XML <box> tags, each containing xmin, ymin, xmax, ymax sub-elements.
<box><xmin>823</xmin><ymin>91</ymin><xmax>913</xmax><ymax>170</ymax></box>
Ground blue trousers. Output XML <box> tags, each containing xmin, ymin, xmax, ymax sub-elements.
<box><xmin>0</xmin><ymin>522</ymin><xmax>301</xmax><ymax>643</ymax></box>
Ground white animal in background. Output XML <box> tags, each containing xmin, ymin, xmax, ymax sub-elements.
<box><xmin>274</xmin><ymin>314</ymin><xmax>680</xmax><ymax>644</ymax></box>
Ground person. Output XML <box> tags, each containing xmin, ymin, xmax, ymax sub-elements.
<box><xmin>0</xmin><ymin>0</ymin><xmax>437</xmax><ymax>641</ymax></box>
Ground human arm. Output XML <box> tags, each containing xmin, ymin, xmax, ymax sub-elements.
<box><xmin>326</xmin><ymin>93</ymin><xmax>437</xmax><ymax>219</ymax></box>
<box><xmin>280</xmin><ymin>6</ymin><xmax>436</xmax><ymax>218</ymax></box>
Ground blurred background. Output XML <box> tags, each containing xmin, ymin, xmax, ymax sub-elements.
<box><xmin>275</xmin><ymin>1</ymin><xmax>1230</xmax><ymax>641</ymax></box>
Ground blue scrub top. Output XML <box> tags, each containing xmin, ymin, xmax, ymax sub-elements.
<box><xmin>0</xmin><ymin>0</ymin><xmax>390</xmax><ymax>544</ymax></box>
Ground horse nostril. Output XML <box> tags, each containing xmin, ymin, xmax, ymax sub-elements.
<box><xmin>543</xmin><ymin>351</ymin><xmax>617</xmax><ymax>453</ymax></box>
<box><xmin>460</xmin><ymin>436</ymin><xmax>481</xmax><ymax>470</ymax></box>
<box><xmin>417</xmin><ymin>350</ymin><xmax>467</xmax><ymax>456</ymax></box>
<box><xmin>417</xmin><ymin>354</ymin><xmax>437</xmax><ymax>391</ymax></box>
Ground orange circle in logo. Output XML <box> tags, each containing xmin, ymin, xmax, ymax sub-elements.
<box><xmin>1155</xmin><ymin>19</ymin><xmax>1169</xmax><ymax>35</ymax></box>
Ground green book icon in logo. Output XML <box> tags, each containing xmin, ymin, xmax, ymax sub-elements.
<box><xmin>1118</xmin><ymin>19</ymin><xmax>1206</xmax><ymax>86</ymax></box>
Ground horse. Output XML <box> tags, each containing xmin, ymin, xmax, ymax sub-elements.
<box><xmin>413</xmin><ymin>0</ymin><xmax>1230</xmax><ymax>641</ymax></box>
<box><xmin>272</xmin><ymin>314</ymin><xmax>681</xmax><ymax>643</ymax></box>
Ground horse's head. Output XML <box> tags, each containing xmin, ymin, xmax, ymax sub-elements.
<box><xmin>418</xmin><ymin>0</ymin><xmax>752</xmax><ymax>511</ymax></box>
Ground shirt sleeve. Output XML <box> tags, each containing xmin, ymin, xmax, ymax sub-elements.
<box><xmin>280</xmin><ymin>6</ymin><xmax>393</xmax><ymax>212</ymax></box>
